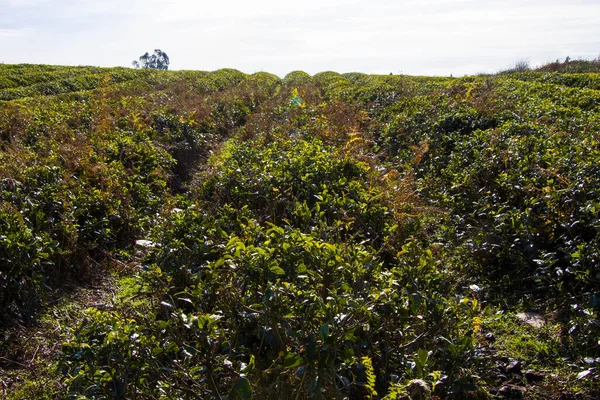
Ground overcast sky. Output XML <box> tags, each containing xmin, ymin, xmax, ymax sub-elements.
<box><xmin>1</xmin><ymin>0</ymin><xmax>599</xmax><ymax>77</ymax></box>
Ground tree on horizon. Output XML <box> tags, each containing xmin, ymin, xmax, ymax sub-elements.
<box><xmin>132</xmin><ymin>49</ymin><xmax>169</xmax><ymax>70</ymax></box>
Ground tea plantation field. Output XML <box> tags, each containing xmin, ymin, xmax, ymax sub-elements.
<box><xmin>0</xmin><ymin>63</ymin><xmax>598</xmax><ymax>398</ymax></box>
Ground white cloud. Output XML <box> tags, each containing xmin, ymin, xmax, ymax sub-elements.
<box><xmin>1</xmin><ymin>0</ymin><xmax>599</xmax><ymax>75</ymax></box>
<box><xmin>0</xmin><ymin>0</ymin><xmax>50</xmax><ymax>6</ymax></box>
<box><xmin>0</xmin><ymin>28</ymin><xmax>31</xmax><ymax>38</ymax></box>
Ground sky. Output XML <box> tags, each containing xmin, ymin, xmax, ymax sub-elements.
<box><xmin>1</xmin><ymin>0</ymin><xmax>599</xmax><ymax>77</ymax></box>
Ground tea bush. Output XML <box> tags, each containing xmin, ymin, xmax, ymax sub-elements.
<box><xmin>0</xmin><ymin>67</ymin><xmax>279</xmax><ymax>321</ymax></box>
<box><xmin>2</xmin><ymin>64</ymin><xmax>599</xmax><ymax>398</ymax></box>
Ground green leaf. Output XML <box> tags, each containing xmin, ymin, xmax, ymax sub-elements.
<box><xmin>231</xmin><ymin>377</ymin><xmax>253</xmax><ymax>399</ymax></box>
<box><xmin>214</xmin><ymin>258</ymin><xmax>225</xmax><ymax>268</ymax></box>
<box><xmin>320</xmin><ymin>324</ymin><xmax>330</xmax><ymax>341</ymax></box>
<box><xmin>270</xmin><ymin>265</ymin><xmax>285</xmax><ymax>275</ymax></box>
<box><xmin>166</xmin><ymin>341</ymin><xmax>180</xmax><ymax>354</ymax></box>
<box><xmin>283</xmin><ymin>352</ymin><xmax>303</xmax><ymax>369</ymax></box>
<box><xmin>417</xmin><ymin>348</ymin><xmax>429</xmax><ymax>367</ymax></box>
<box><xmin>241</xmin><ymin>355</ymin><xmax>255</xmax><ymax>373</ymax></box>
<box><xmin>296</xmin><ymin>263</ymin><xmax>307</xmax><ymax>273</ymax></box>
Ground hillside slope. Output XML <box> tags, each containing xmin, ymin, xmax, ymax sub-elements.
<box><xmin>1</xmin><ymin>65</ymin><xmax>598</xmax><ymax>398</ymax></box>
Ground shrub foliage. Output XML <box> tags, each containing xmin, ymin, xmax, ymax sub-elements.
<box><xmin>1</xmin><ymin>64</ymin><xmax>598</xmax><ymax>398</ymax></box>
